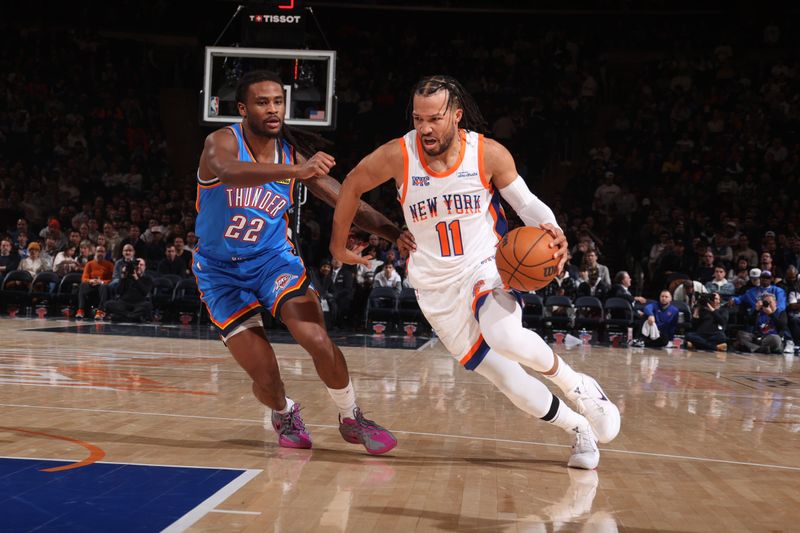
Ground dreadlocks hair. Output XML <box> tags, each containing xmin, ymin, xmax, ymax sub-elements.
<box><xmin>407</xmin><ymin>75</ymin><xmax>488</xmax><ymax>134</ymax></box>
<box><xmin>235</xmin><ymin>70</ymin><xmax>332</xmax><ymax>159</ymax></box>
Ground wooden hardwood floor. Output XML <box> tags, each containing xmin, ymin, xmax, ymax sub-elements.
<box><xmin>1</xmin><ymin>318</ymin><xmax>799</xmax><ymax>532</ymax></box>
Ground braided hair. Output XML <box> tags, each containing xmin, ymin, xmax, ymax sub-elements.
<box><xmin>235</xmin><ymin>70</ymin><xmax>331</xmax><ymax>159</ymax></box>
<box><xmin>407</xmin><ymin>75</ymin><xmax>488</xmax><ymax>134</ymax></box>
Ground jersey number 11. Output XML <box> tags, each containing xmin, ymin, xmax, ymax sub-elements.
<box><xmin>435</xmin><ymin>220</ymin><xmax>464</xmax><ymax>257</ymax></box>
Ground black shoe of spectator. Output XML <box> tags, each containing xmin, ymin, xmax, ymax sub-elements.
<box><xmin>630</xmin><ymin>339</ymin><xmax>645</xmax><ymax>348</ymax></box>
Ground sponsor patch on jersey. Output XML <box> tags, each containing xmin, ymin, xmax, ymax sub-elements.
<box><xmin>457</xmin><ymin>170</ymin><xmax>478</xmax><ymax>178</ymax></box>
<box><xmin>273</xmin><ymin>273</ymin><xmax>298</xmax><ymax>293</ymax></box>
<box><xmin>277</xmin><ymin>179</ymin><xmax>292</xmax><ymax>185</ymax></box>
<box><xmin>472</xmin><ymin>279</ymin><xmax>486</xmax><ymax>298</ymax></box>
<box><xmin>411</xmin><ymin>175</ymin><xmax>431</xmax><ymax>187</ymax></box>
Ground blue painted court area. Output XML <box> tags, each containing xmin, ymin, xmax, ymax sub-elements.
<box><xmin>0</xmin><ymin>457</ymin><xmax>253</xmax><ymax>532</ymax></box>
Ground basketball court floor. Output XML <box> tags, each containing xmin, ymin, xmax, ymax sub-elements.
<box><xmin>1</xmin><ymin>317</ymin><xmax>799</xmax><ymax>532</ymax></box>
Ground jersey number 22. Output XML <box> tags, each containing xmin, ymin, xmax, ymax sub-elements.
<box><xmin>224</xmin><ymin>215</ymin><xmax>265</xmax><ymax>242</ymax></box>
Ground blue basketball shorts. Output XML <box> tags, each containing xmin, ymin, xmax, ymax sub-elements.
<box><xmin>192</xmin><ymin>248</ymin><xmax>312</xmax><ymax>336</ymax></box>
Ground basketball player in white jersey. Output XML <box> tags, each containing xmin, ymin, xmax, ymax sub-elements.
<box><xmin>331</xmin><ymin>76</ymin><xmax>620</xmax><ymax>469</ymax></box>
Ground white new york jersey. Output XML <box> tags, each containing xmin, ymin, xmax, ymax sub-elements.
<box><xmin>398</xmin><ymin>129</ymin><xmax>508</xmax><ymax>290</ymax></box>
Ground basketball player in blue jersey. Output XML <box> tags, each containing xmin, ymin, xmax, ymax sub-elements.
<box><xmin>195</xmin><ymin>70</ymin><xmax>412</xmax><ymax>454</ymax></box>
<box><xmin>331</xmin><ymin>76</ymin><xmax>620</xmax><ymax>469</ymax></box>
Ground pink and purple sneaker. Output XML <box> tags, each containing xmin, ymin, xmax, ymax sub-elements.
<box><xmin>339</xmin><ymin>407</ymin><xmax>397</xmax><ymax>455</ymax></box>
<box><xmin>271</xmin><ymin>403</ymin><xmax>312</xmax><ymax>449</ymax></box>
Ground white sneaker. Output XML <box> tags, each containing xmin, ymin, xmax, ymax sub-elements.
<box><xmin>567</xmin><ymin>422</ymin><xmax>599</xmax><ymax>470</ymax></box>
<box><xmin>567</xmin><ymin>374</ymin><xmax>621</xmax><ymax>443</ymax></box>
<box><xmin>784</xmin><ymin>340</ymin><xmax>795</xmax><ymax>354</ymax></box>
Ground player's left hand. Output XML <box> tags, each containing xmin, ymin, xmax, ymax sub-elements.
<box><xmin>540</xmin><ymin>223</ymin><xmax>568</xmax><ymax>274</ymax></box>
<box><xmin>396</xmin><ymin>230</ymin><xmax>416</xmax><ymax>257</ymax></box>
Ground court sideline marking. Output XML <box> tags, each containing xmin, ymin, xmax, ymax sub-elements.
<box><xmin>2</xmin><ymin>402</ymin><xmax>799</xmax><ymax>473</ymax></box>
<box><xmin>163</xmin><ymin>468</ymin><xmax>261</xmax><ymax>531</ymax></box>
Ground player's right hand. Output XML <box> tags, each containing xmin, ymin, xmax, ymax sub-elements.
<box><xmin>331</xmin><ymin>246</ymin><xmax>370</xmax><ymax>267</ymax></box>
<box><xmin>540</xmin><ymin>223</ymin><xmax>568</xmax><ymax>275</ymax></box>
<box><xmin>297</xmin><ymin>151</ymin><xmax>336</xmax><ymax>179</ymax></box>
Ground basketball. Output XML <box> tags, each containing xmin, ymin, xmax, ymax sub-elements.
<box><xmin>495</xmin><ymin>227</ymin><xmax>560</xmax><ymax>291</ymax></box>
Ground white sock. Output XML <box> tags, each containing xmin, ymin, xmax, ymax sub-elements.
<box><xmin>546</xmin><ymin>395</ymin><xmax>589</xmax><ymax>434</ymax></box>
<box><xmin>275</xmin><ymin>397</ymin><xmax>295</xmax><ymax>415</ymax></box>
<box><xmin>543</xmin><ymin>354</ymin><xmax>582</xmax><ymax>396</ymax></box>
<box><xmin>327</xmin><ymin>380</ymin><xmax>357</xmax><ymax>419</ymax></box>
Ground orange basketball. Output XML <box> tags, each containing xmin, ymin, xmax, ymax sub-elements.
<box><xmin>495</xmin><ymin>227</ymin><xmax>560</xmax><ymax>291</ymax></box>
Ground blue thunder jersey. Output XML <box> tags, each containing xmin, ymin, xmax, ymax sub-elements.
<box><xmin>195</xmin><ymin>123</ymin><xmax>296</xmax><ymax>262</ymax></box>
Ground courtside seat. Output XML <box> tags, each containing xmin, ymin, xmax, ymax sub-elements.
<box><xmin>574</xmin><ymin>296</ymin><xmax>604</xmax><ymax>332</ymax></box>
<box><xmin>365</xmin><ymin>286</ymin><xmax>399</xmax><ymax>331</ymax></box>
<box><xmin>544</xmin><ymin>295</ymin><xmax>573</xmax><ymax>330</ymax></box>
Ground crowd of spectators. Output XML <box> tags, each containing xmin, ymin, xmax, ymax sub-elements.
<box><xmin>1</xmin><ymin>12</ymin><xmax>799</xmax><ymax>352</ymax></box>
<box><xmin>0</xmin><ymin>27</ymin><xmax>197</xmax><ymax>321</ymax></box>
<box><xmin>533</xmin><ymin>15</ymin><xmax>800</xmax><ymax>354</ymax></box>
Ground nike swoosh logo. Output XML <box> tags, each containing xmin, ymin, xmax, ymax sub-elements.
<box><xmin>594</xmin><ymin>384</ymin><xmax>608</xmax><ymax>401</ymax></box>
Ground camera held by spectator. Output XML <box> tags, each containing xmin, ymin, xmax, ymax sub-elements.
<box><xmin>122</xmin><ymin>258</ymin><xmax>140</xmax><ymax>279</ymax></box>
<box><xmin>685</xmin><ymin>291</ymin><xmax>729</xmax><ymax>352</ymax></box>
<box><xmin>735</xmin><ymin>293</ymin><xmax>787</xmax><ymax>354</ymax></box>
<box><xmin>106</xmin><ymin>258</ymin><xmax>153</xmax><ymax>323</ymax></box>
<box><xmin>694</xmin><ymin>292</ymin><xmax>714</xmax><ymax>309</ymax></box>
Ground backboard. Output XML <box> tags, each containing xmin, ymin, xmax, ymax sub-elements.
<box><xmin>201</xmin><ymin>46</ymin><xmax>336</xmax><ymax>128</ymax></box>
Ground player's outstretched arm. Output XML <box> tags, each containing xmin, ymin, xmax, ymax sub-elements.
<box><xmin>200</xmin><ymin>129</ymin><xmax>335</xmax><ymax>186</ymax></box>
<box><xmin>486</xmin><ymin>138</ymin><xmax>568</xmax><ymax>272</ymax></box>
<box><xmin>299</xmin><ymin>154</ymin><xmax>404</xmax><ymax>246</ymax></box>
<box><xmin>330</xmin><ymin>141</ymin><xmax>410</xmax><ymax>266</ymax></box>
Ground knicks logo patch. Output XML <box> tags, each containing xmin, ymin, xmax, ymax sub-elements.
<box><xmin>273</xmin><ymin>273</ymin><xmax>298</xmax><ymax>293</ymax></box>
<box><xmin>472</xmin><ymin>279</ymin><xmax>486</xmax><ymax>298</ymax></box>
<box><xmin>411</xmin><ymin>175</ymin><xmax>430</xmax><ymax>187</ymax></box>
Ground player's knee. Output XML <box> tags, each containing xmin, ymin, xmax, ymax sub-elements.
<box><xmin>481</xmin><ymin>322</ymin><xmax>518</xmax><ymax>355</ymax></box>
<box><xmin>295</xmin><ymin>326</ymin><xmax>332</xmax><ymax>355</ymax></box>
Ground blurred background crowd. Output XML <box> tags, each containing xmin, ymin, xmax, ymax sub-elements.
<box><xmin>1</xmin><ymin>2</ymin><xmax>798</xmax><ymax>350</ymax></box>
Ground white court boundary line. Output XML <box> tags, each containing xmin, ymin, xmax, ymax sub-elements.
<box><xmin>3</xmin><ymin>403</ymin><xmax>800</xmax><ymax>473</ymax></box>
<box><xmin>163</xmin><ymin>468</ymin><xmax>261</xmax><ymax>532</ymax></box>
<box><xmin>0</xmin><ymin>455</ymin><xmax>262</xmax><ymax>531</ymax></box>
<box><xmin>209</xmin><ymin>509</ymin><xmax>261</xmax><ymax>515</ymax></box>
